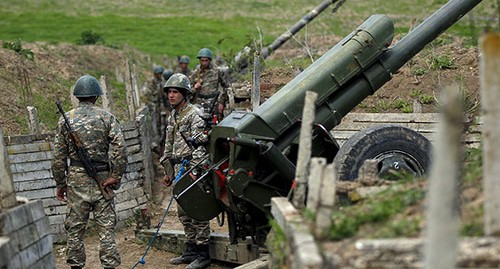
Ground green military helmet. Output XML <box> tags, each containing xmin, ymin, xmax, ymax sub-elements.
<box><xmin>73</xmin><ymin>75</ymin><xmax>104</xmax><ymax>97</ymax></box>
<box><xmin>163</xmin><ymin>69</ymin><xmax>174</xmax><ymax>81</ymax></box>
<box><xmin>197</xmin><ymin>48</ymin><xmax>213</xmax><ymax>60</ymax></box>
<box><xmin>163</xmin><ymin>73</ymin><xmax>193</xmax><ymax>96</ymax></box>
<box><xmin>153</xmin><ymin>65</ymin><xmax>165</xmax><ymax>74</ymax></box>
<box><xmin>179</xmin><ymin>55</ymin><xmax>190</xmax><ymax>64</ymax></box>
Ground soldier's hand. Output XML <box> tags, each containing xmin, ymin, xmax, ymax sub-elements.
<box><xmin>56</xmin><ymin>187</ymin><xmax>67</xmax><ymax>202</ymax></box>
<box><xmin>163</xmin><ymin>175</ymin><xmax>172</xmax><ymax>187</ymax></box>
<box><xmin>103</xmin><ymin>177</ymin><xmax>120</xmax><ymax>188</ymax></box>
<box><xmin>218</xmin><ymin>103</ymin><xmax>224</xmax><ymax>114</ymax></box>
<box><xmin>194</xmin><ymin>82</ymin><xmax>201</xmax><ymax>90</ymax></box>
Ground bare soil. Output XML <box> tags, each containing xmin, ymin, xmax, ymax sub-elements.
<box><xmin>53</xmin><ymin>184</ymin><xmax>232</xmax><ymax>269</ymax></box>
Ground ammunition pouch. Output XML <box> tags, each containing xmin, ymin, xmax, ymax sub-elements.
<box><xmin>70</xmin><ymin>159</ymin><xmax>110</xmax><ymax>172</ymax></box>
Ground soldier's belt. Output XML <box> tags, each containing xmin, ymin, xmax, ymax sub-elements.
<box><xmin>197</xmin><ymin>92</ymin><xmax>218</xmax><ymax>99</ymax></box>
<box><xmin>70</xmin><ymin>159</ymin><xmax>110</xmax><ymax>172</ymax></box>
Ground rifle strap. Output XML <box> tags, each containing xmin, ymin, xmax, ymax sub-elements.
<box><xmin>173</xmin><ymin>105</ymin><xmax>194</xmax><ymax>138</ymax></box>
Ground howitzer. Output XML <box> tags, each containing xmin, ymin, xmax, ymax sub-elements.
<box><xmin>55</xmin><ymin>100</ymin><xmax>115</xmax><ymax>200</ymax></box>
<box><xmin>174</xmin><ymin>0</ymin><xmax>483</xmax><ymax>244</ymax></box>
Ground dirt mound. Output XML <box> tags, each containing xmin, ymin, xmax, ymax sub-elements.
<box><xmin>0</xmin><ymin>42</ymin><xmax>148</xmax><ymax>135</ymax></box>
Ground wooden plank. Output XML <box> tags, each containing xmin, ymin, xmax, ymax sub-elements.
<box><xmin>7</xmin><ymin>142</ymin><xmax>52</xmax><ymax>155</ymax></box>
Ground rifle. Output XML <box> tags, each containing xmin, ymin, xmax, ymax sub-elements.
<box><xmin>55</xmin><ymin>100</ymin><xmax>115</xmax><ymax>200</ymax></box>
<box><xmin>191</xmin><ymin>68</ymin><xmax>203</xmax><ymax>103</ymax></box>
<box><xmin>204</xmin><ymin>91</ymin><xmax>220</xmax><ymax>127</ymax></box>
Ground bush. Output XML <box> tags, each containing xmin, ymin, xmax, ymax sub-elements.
<box><xmin>2</xmin><ymin>38</ymin><xmax>34</xmax><ymax>60</ymax></box>
<box><xmin>76</xmin><ymin>30</ymin><xmax>105</xmax><ymax>45</ymax></box>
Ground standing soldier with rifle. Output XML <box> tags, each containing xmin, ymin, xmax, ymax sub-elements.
<box><xmin>52</xmin><ymin>75</ymin><xmax>128</xmax><ymax>269</ymax></box>
<box><xmin>160</xmin><ymin>73</ymin><xmax>211</xmax><ymax>269</ymax></box>
<box><xmin>190</xmin><ymin>48</ymin><xmax>231</xmax><ymax>121</ymax></box>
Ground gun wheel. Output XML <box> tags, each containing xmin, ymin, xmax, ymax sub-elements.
<box><xmin>333</xmin><ymin>125</ymin><xmax>432</xmax><ymax>181</ymax></box>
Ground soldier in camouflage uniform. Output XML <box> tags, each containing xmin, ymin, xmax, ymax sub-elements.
<box><xmin>159</xmin><ymin>73</ymin><xmax>211</xmax><ymax>269</ymax></box>
<box><xmin>52</xmin><ymin>75</ymin><xmax>127</xmax><ymax>269</ymax></box>
<box><xmin>142</xmin><ymin>65</ymin><xmax>166</xmax><ymax>147</ymax></box>
<box><xmin>190</xmin><ymin>48</ymin><xmax>231</xmax><ymax>121</ymax></box>
<box><xmin>175</xmin><ymin>55</ymin><xmax>193</xmax><ymax>78</ymax></box>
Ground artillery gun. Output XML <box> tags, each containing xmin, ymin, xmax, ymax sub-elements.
<box><xmin>174</xmin><ymin>0</ymin><xmax>483</xmax><ymax>245</ymax></box>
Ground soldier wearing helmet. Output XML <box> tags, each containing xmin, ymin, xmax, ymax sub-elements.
<box><xmin>163</xmin><ymin>69</ymin><xmax>174</xmax><ymax>81</ymax></box>
<box><xmin>190</xmin><ymin>48</ymin><xmax>231</xmax><ymax>121</ymax></box>
<box><xmin>52</xmin><ymin>75</ymin><xmax>127</xmax><ymax>269</ymax></box>
<box><xmin>159</xmin><ymin>73</ymin><xmax>211</xmax><ymax>269</ymax></box>
<box><xmin>142</xmin><ymin>65</ymin><xmax>168</xmax><ymax>152</ymax></box>
<box><xmin>175</xmin><ymin>55</ymin><xmax>193</xmax><ymax>77</ymax></box>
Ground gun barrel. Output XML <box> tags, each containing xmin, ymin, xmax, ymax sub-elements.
<box><xmin>315</xmin><ymin>0</ymin><xmax>483</xmax><ymax>130</ymax></box>
<box><xmin>260</xmin><ymin>0</ymin><xmax>339</xmax><ymax>59</ymax></box>
<box><xmin>385</xmin><ymin>0</ymin><xmax>482</xmax><ymax>72</ymax></box>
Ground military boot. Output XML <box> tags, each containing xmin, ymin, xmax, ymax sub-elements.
<box><xmin>169</xmin><ymin>242</ymin><xmax>197</xmax><ymax>265</ymax></box>
<box><xmin>186</xmin><ymin>244</ymin><xmax>210</xmax><ymax>269</ymax></box>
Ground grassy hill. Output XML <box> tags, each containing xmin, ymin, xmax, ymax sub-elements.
<box><xmin>0</xmin><ymin>0</ymin><xmax>496</xmax><ymax>59</ymax></box>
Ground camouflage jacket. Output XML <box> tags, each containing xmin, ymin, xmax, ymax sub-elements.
<box><xmin>143</xmin><ymin>76</ymin><xmax>165</xmax><ymax>106</ymax></box>
<box><xmin>190</xmin><ymin>63</ymin><xmax>231</xmax><ymax>107</ymax></box>
<box><xmin>51</xmin><ymin>102</ymin><xmax>128</xmax><ymax>189</ymax></box>
<box><xmin>160</xmin><ymin>103</ymin><xmax>206</xmax><ymax>173</ymax></box>
<box><xmin>174</xmin><ymin>66</ymin><xmax>193</xmax><ymax>79</ymax></box>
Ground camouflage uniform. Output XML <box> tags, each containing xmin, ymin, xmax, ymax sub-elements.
<box><xmin>174</xmin><ymin>66</ymin><xmax>193</xmax><ymax>78</ymax></box>
<box><xmin>143</xmin><ymin>75</ymin><xmax>166</xmax><ymax>141</ymax></box>
<box><xmin>190</xmin><ymin>62</ymin><xmax>231</xmax><ymax>119</ymax></box>
<box><xmin>160</xmin><ymin>103</ymin><xmax>210</xmax><ymax>245</ymax></box>
<box><xmin>52</xmin><ymin>102</ymin><xmax>127</xmax><ymax>269</ymax></box>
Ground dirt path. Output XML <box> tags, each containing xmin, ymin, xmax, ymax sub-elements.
<box><xmin>54</xmin><ymin>189</ymin><xmax>233</xmax><ymax>269</ymax></box>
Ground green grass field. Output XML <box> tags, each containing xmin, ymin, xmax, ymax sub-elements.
<box><xmin>0</xmin><ymin>0</ymin><xmax>496</xmax><ymax>61</ymax></box>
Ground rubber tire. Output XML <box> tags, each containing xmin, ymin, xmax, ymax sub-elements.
<box><xmin>333</xmin><ymin>124</ymin><xmax>432</xmax><ymax>181</ymax></box>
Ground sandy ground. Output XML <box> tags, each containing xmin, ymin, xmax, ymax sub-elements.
<box><xmin>53</xmin><ymin>188</ymin><xmax>234</xmax><ymax>269</ymax></box>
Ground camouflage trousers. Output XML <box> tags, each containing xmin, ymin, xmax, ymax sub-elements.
<box><xmin>177</xmin><ymin>203</ymin><xmax>210</xmax><ymax>245</ymax></box>
<box><xmin>64</xmin><ymin>169</ymin><xmax>120</xmax><ymax>268</ymax></box>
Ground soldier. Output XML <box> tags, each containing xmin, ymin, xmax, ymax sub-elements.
<box><xmin>175</xmin><ymin>55</ymin><xmax>193</xmax><ymax>77</ymax></box>
<box><xmin>52</xmin><ymin>75</ymin><xmax>127</xmax><ymax>269</ymax></box>
<box><xmin>163</xmin><ymin>68</ymin><xmax>174</xmax><ymax>82</ymax></box>
<box><xmin>162</xmin><ymin>68</ymin><xmax>174</xmax><ymax>111</ymax></box>
<box><xmin>143</xmin><ymin>65</ymin><xmax>166</xmax><ymax>147</ymax></box>
<box><xmin>190</xmin><ymin>48</ymin><xmax>231</xmax><ymax>121</ymax></box>
<box><xmin>159</xmin><ymin>73</ymin><xmax>211</xmax><ymax>269</ymax></box>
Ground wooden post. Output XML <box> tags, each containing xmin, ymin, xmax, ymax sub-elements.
<box><xmin>424</xmin><ymin>84</ymin><xmax>463</xmax><ymax>269</ymax></box>
<box><xmin>115</xmin><ymin>66</ymin><xmax>124</xmax><ymax>83</ymax></box>
<box><xmin>306</xmin><ymin>158</ymin><xmax>326</xmax><ymax>211</ymax></box>
<box><xmin>252</xmin><ymin>51</ymin><xmax>261</xmax><ymax>111</ymax></box>
<box><xmin>125</xmin><ymin>60</ymin><xmax>136</xmax><ymax>121</ymax></box>
<box><xmin>132</xmin><ymin>64</ymin><xmax>141</xmax><ymax>108</ymax></box>
<box><xmin>27</xmin><ymin>106</ymin><xmax>40</xmax><ymax>134</ymax></box>
<box><xmin>292</xmin><ymin>91</ymin><xmax>317</xmax><ymax>209</ymax></box>
<box><xmin>315</xmin><ymin>162</ymin><xmax>336</xmax><ymax>238</ymax></box>
<box><xmin>100</xmin><ymin>75</ymin><xmax>114</xmax><ymax>113</ymax></box>
<box><xmin>0</xmin><ymin>126</ymin><xmax>17</xmax><ymax>211</ymax></box>
<box><xmin>413</xmin><ymin>99</ymin><xmax>423</xmax><ymax>113</ymax></box>
<box><xmin>480</xmin><ymin>32</ymin><xmax>500</xmax><ymax>236</ymax></box>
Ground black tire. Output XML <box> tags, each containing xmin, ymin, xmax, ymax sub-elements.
<box><xmin>333</xmin><ymin>125</ymin><xmax>432</xmax><ymax>181</ymax></box>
